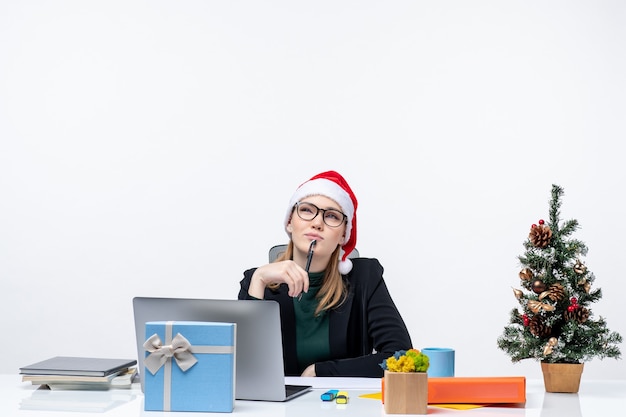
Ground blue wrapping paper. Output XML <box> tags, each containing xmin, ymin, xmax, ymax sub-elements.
<box><xmin>143</xmin><ymin>321</ymin><xmax>236</xmax><ymax>412</ymax></box>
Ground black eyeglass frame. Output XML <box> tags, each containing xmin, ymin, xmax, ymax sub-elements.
<box><xmin>293</xmin><ymin>201</ymin><xmax>347</xmax><ymax>228</ymax></box>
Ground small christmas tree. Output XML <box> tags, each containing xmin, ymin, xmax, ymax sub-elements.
<box><xmin>497</xmin><ymin>185</ymin><xmax>622</xmax><ymax>364</ymax></box>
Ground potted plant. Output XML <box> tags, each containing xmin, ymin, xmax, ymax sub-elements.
<box><xmin>380</xmin><ymin>349</ymin><xmax>430</xmax><ymax>414</ymax></box>
<box><xmin>497</xmin><ymin>185</ymin><xmax>622</xmax><ymax>392</ymax></box>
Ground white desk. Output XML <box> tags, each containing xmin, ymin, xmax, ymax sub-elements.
<box><xmin>2</xmin><ymin>374</ymin><xmax>625</xmax><ymax>417</ymax></box>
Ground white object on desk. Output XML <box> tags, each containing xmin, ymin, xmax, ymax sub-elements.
<box><xmin>3</xmin><ymin>374</ymin><xmax>626</xmax><ymax>416</ymax></box>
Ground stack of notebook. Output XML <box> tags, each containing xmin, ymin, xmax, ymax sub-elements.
<box><xmin>20</xmin><ymin>356</ymin><xmax>137</xmax><ymax>390</ymax></box>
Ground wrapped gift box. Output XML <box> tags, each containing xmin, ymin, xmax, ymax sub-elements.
<box><xmin>143</xmin><ymin>321</ymin><xmax>236</xmax><ymax>412</ymax></box>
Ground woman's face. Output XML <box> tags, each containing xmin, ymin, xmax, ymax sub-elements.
<box><xmin>287</xmin><ymin>195</ymin><xmax>346</xmax><ymax>266</ymax></box>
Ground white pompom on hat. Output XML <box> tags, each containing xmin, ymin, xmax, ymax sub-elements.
<box><xmin>284</xmin><ymin>170</ymin><xmax>358</xmax><ymax>274</ymax></box>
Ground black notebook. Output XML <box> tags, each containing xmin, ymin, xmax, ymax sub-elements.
<box><xmin>20</xmin><ymin>356</ymin><xmax>137</xmax><ymax>377</ymax></box>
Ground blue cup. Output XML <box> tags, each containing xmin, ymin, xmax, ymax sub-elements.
<box><xmin>422</xmin><ymin>347</ymin><xmax>455</xmax><ymax>377</ymax></box>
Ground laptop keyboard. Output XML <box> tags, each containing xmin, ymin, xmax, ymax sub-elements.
<box><xmin>286</xmin><ymin>384</ymin><xmax>310</xmax><ymax>398</ymax></box>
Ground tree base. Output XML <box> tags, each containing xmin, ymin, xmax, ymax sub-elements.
<box><xmin>541</xmin><ymin>362</ymin><xmax>584</xmax><ymax>393</ymax></box>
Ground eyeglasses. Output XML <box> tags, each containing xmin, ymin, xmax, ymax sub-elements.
<box><xmin>293</xmin><ymin>201</ymin><xmax>347</xmax><ymax>228</ymax></box>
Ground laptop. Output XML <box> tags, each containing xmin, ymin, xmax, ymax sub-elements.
<box><xmin>132</xmin><ymin>296</ymin><xmax>312</xmax><ymax>401</ymax></box>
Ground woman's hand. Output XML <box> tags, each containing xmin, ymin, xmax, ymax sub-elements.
<box><xmin>248</xmin><ymin>261</ymin><xmax>310</xmax><ymax>299</ymax></box>
<box><xmin>300</xmin><ymin>364</ymin><xmax>316</xmax><ymax>377</ymax></box>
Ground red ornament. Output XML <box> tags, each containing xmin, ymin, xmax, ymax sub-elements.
<box><xmin>538</xmin><ymin>219</ymin><xmax>545</xmax><ymax>225</ymax></box>
<box><xmin>522</xmin><ymin>314</ymin><xmax>530</xmax><ymax>326</ymax></box>
<box><xmin>567</xmin><ymin>296</ymin><xmax>580</xmax><ymax>311</ymax></box>
<box><xmin>531</xmin><ymin>224</ymin><xmax>537</xmax><ymax>228</ymax></box>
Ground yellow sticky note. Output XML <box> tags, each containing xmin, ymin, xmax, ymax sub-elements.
<box><xmin>359</xmin><ymin>392</ymin><xmax>382</xmax><ymax>400</ymax></box>
<box><xmin>357</xmin><ymin>392</ymin><xmax>486</xmax><ymax>410</ymax></box>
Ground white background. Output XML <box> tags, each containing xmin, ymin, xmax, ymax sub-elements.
<box><xmin>1</xmin><ymin>1</ymin><xmax>624</xmax><ymax>380</ymax></box>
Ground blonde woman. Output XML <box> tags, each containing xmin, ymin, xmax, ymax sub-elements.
<box><xmin>238</xmin><ymin>171</ymin><xmax>412</xmax><ymax>377</ymax></box>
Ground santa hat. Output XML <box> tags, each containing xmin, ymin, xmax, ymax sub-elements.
<box><xmin>284</xmin><ymin>170</ymin><xmax>358</xmax><ymax>274</ymax></box>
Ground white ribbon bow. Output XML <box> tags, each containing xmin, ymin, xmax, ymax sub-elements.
<box><xmin>143</xmin><ymin>333</ymin><xmax>198</xmax><ymax>375</ymax></box>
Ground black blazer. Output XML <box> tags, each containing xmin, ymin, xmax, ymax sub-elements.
<box><xmin>238</xmin><ymin>258</ymin><xmax>413</xmax><ymax>377</ymax></box>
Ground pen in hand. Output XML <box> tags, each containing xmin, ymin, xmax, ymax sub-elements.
<box><xmin>305</xmin><ymin>239</ymin><xmax>317</xmax><ymax>272</ymax></box>
<box><xmin>299</xmin><ymin>240</ymin><xmax>317</xmax><ymax>301</ymax></box>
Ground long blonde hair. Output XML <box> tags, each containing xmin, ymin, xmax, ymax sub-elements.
<box><xmin>271</xmin><ymin>241</ymin><xmax>347</xmax><ymax>316</ymax></box>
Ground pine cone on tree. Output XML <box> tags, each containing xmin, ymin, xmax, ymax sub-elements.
<box><xmin>529</xmin><ymin>224</ymin><xmax>552</xmax><ymax>248</ymax></box>
<box><xmin>529</xmin><ymin>315</ymin><xmax>551</xmax><ymax>337</ymax></box>
<box><xmin>563</xmin><ymin>307</ymin><xmax>590</xmax><ymax>323</ymax></box>
<box><xmin>546</xmin><ymin>283</ymin><xmax>566</xmax><ymax>302</ymax></box>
